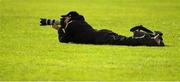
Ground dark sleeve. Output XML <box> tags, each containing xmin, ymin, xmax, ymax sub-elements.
<box><xmin>58</xmin><ymin>22</ymin><xmax>75</xmax><ymax>43</ymax></box>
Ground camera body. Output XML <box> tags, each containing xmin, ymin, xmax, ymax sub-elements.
<box><xmin>40</xmin><ymin>17</ymin><xmax>65</xmax><ymax>27</ymax></box>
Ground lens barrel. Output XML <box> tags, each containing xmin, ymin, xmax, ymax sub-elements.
<box><xmin>40</xmin><ymin>18</ymin><xmax>59</xmax><ymax>26</ymax></box>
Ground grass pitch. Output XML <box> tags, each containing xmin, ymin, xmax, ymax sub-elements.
<box><xmin>0</xmin><ymin>0</ymin><xmax>180</xmax><ymax>81</ymax></box>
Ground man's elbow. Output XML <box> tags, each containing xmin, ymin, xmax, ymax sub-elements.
<box><xmin>59</xmin><ymin>39</ymin><xmax>69</xmax><ymax>43</ymax></box>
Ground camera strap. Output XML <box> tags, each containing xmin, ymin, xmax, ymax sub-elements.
<box><xmin>64</xmin><ymin>21</ymin><xmax>73</xmax><ymax>29</ymax></box>
<box><xmin>62</xmin><ymin>21</ymin><xmax>73</xmax><ymax>33</ymax></box>
<box><xmin>62</xmin><ymin>28</ymin><xmax>66</xmax><ymax>33</ymax></box>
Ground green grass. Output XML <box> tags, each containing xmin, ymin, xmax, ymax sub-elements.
<box><xmin>1</xmin><ymin>0</ymin><xmax>180</xmax><ymax>81</ymax></box>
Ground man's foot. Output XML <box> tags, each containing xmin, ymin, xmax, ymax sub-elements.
<box><xmin>153</xmin><ymin>34</ymin><xmax>165</xmax><ymax>46</ymax></box>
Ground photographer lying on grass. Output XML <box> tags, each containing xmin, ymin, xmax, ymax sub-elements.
<box><xmin>40</xmin><ymin>11</ymin><xmax>164</xmax><ymax>46</ymax></box>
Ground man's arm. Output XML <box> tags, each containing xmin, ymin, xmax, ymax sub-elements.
<box><xmin>57</xmin><ymin>21</ymin><xmax>75</xmax><ymax>43</ymax></box>
<box><xmin>51</xmin><ymin>24</ymin><xmax>69</xmax><ymax>43</ymax></box>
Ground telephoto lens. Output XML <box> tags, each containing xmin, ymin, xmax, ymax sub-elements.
<box><xmin>40</xmin><ymin>18</ymin><xmax>60</xmax><ymax>26</ymax></box>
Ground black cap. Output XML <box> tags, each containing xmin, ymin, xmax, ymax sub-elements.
<box><xmin>61</xmin><ymin>11</ymin><xmax>79</xmax><ymax>17</ymax></box>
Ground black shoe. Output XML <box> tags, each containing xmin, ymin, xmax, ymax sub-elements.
<box><xmin>153</xmin><ymin>34</ymin><xmax>165</xmax><ymax>46</ymax></box>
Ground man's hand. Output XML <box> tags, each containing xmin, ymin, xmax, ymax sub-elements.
<box><xmin>51</xmin><ymin>16</ymin><xmax>71</xmax><ymax>30</ymax></box>
<box><xmin>52</xmin><ymin>24</ymin><xmax>60</xmax><ymax>30</ymax></box>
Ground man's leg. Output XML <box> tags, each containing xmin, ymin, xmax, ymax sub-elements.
<box><xmin>107</xmin><ymin>33</ymin><xmax>160</xmax><ymax>46</ymax></box>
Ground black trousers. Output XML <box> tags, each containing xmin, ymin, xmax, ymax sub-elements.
<box><xmin>95</xmin><ymin>30</ymin><xmax>156</xmax><ymax>46</ymax></box>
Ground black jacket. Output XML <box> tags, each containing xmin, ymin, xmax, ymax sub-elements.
<box><xmin>58</xmin><ymin>20</ymin><xmax>98</xmax><ymax>44</ymax></box>
<box><xmin>58</xmin><ymin>15</ymin><xmax>115</xmax><ymax>44</ymax></box>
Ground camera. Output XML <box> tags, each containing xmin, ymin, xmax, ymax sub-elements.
<box><xmin>40</xmin><ymin>17</ymin><xmax>65</xmax><ymax>27</ymax></box>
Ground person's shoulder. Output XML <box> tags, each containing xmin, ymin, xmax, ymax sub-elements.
<box><xmin>71</xmin><ymin>15</ymin><xmax>85</xmax><ymax>21</ymax></box>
